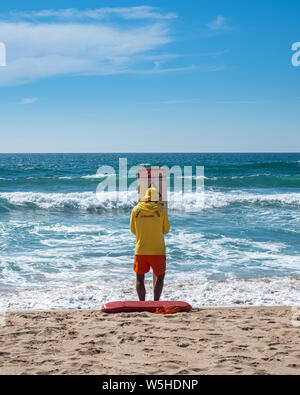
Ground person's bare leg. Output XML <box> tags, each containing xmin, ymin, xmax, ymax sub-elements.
<box><xmin>153</xmin><ymin>273</ymin><xmax>165</xmax><ymax>301</ymax></box>
<box><xmin>136</xmin><ymin>274</ymin><xmax>146</xmax><ymax>301</ymax></box>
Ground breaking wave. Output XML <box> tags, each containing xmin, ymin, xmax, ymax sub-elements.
<box><xmin>1</xmin><ymin>190</ymin><xmax>300</xmax><ymax>212</ymax></box>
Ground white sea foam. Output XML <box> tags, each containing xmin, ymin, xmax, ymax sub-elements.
<box><xmin>1</xmin><ymin>213</ymin><xmax>299</xmax><ymax>311</ymax></box>
<box><xmin>1</xmin><ymin>190</ymin><xmax>300</xmax><ymax>211</ymax></box>
<box><xmin>1</xmin><ymin>228</ymin><xmax>297</xmax><ymax>287</ymax></box>
<box><xmin>81</xmin><ymin>173</ymin><xmax>115</xmax><ymax>179</ymax></box>
<box><xmin>0</xmin><ymin>277</ymin><xmax>299</xmax><ymax>311</ymax></box>
<box><xmin>203</xmin><ymin>190</ymin><xmax>300</xmax><ymax>209</ymax></box>
<box><xmin>1</xmin><ymin>220</ymin><xmax>299</xmax><ymax>307</ymax></box>
<box><xmin>0</xmin><ymin>191</ymin><xmax>136</xmax><ymax>210</ymax></box>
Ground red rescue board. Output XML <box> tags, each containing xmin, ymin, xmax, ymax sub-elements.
<box><xmin>102</xmin><ymin>301</ymin><xmax>192</xmax><ymax>314</ymax></box>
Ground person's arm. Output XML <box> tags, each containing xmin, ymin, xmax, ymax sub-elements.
<box><xmin>130</xmin><ymin>208</ymin><xmax>136</xmax><ymax>235</ymax></box>
<box><xmin>162</xmin><ymin>210</ymin><xmax>170</xmax><ymax>235</ymax></box>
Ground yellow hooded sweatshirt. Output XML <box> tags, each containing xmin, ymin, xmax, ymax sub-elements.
<box><xmin>130</xmin><ymin>202</ymin><xmax>170</xmax><ymax>255</ymax></box>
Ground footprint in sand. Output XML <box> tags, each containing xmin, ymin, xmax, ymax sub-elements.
<box><xmin>78</xmin><ymin>348</ymin><xmax>102</xmax><ymax>356</ymax></box>
<box><xmin>288</xmin><ymin>363</ymin><xmax>300</xmax><ymax>368</ymax></box>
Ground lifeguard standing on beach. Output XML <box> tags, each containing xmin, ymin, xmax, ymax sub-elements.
<box><xmin>130</xmin><ymin>169</ymin><xmax>170</xmax><ymax>301</ymax></box>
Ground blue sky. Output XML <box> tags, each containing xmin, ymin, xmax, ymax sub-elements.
<box><xmin>0</xmin><ymin>0</ymin><xmax>299</xmax><ymax>152</ymax></box>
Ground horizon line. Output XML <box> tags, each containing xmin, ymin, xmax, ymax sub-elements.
<box><xmin>0</xmin><ymin>152</ymin><xmax>299</xmax><ymax>155</ymax></box>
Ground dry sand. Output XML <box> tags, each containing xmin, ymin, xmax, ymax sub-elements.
<box><xmin>0</xmin><ymin>306</ymin><xmax>299</xmax><ymax>375</ymax></box>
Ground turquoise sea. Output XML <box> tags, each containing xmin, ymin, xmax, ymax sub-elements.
<box><xmin>0</xmin><ymin>153</ymin><xmax>299</xmax><ymax>310</ymax></box>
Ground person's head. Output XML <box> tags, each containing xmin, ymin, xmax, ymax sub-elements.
<box><xmin>144</xmin><ymin>187</ymin><xmax>159</xmax><ymax>202</ymax></box>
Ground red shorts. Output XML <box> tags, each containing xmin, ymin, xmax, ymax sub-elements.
<box><xmin>134</xmin><ymin>255</ymin><xmax>166</xmax><ymax>277</ymax></box>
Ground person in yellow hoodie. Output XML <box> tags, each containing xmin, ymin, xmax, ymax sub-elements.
<box><xmin>130</xmin><ymin>187</ymin><xmax>170</xmax><ymax>301</ymax></box>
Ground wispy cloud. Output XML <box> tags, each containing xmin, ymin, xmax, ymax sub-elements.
<box><xmin>216</xmin><ymin>100</ymin><xmax>271</xmax><ymax>104</ymax></box>
<box><xmin>212</xmin><ymin>49</ymin><xmax>230</xmax><ymax>57</ymax></box>
<box><xmin>161</xmin><ymin>99</ymin><xmax>271</xmax><ymax>105</ymax></box>
<box><xmin>207</xmin><ymin>15</ymin><xmax>229</xmax><ymax>31</ymax></box>
<box><xmin>0</xmin><ymin>7</ymin><xmax>195</xmax><ymax>86</ymax></box>
<box><xmin>131</xmin><ymin>63</ymin><xmax>198</xmax><ymax>75</ymax></box>
<box><xmin>162</xmin><ymin>99</ymin><xmax>207</xmax><ymax>105</ymax></box>
<box><xmin>8</xmin><ymin>7</ymin><xmax>177</xmax><ymax>21</ymax></box>
<box><xmin>18</xmin><ymin>97</ymin><xmax>39</xmax><ymax>105</ymax></box>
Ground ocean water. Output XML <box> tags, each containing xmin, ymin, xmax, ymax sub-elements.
<box><xmin>0</xmin><ymin>153</ymin><xmax>299</xmax><ymax>311</ymax></box>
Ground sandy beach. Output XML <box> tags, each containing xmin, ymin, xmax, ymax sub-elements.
<box><xmin>0</xmin><ymin>306</ymin><xmax>299</xmax><ymax>375</ymax></box>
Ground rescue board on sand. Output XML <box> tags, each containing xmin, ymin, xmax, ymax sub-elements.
<box><xmin>102</xmin><ymin>301</ymin><xmax>192</xmax><ymax>313</ymax></box>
